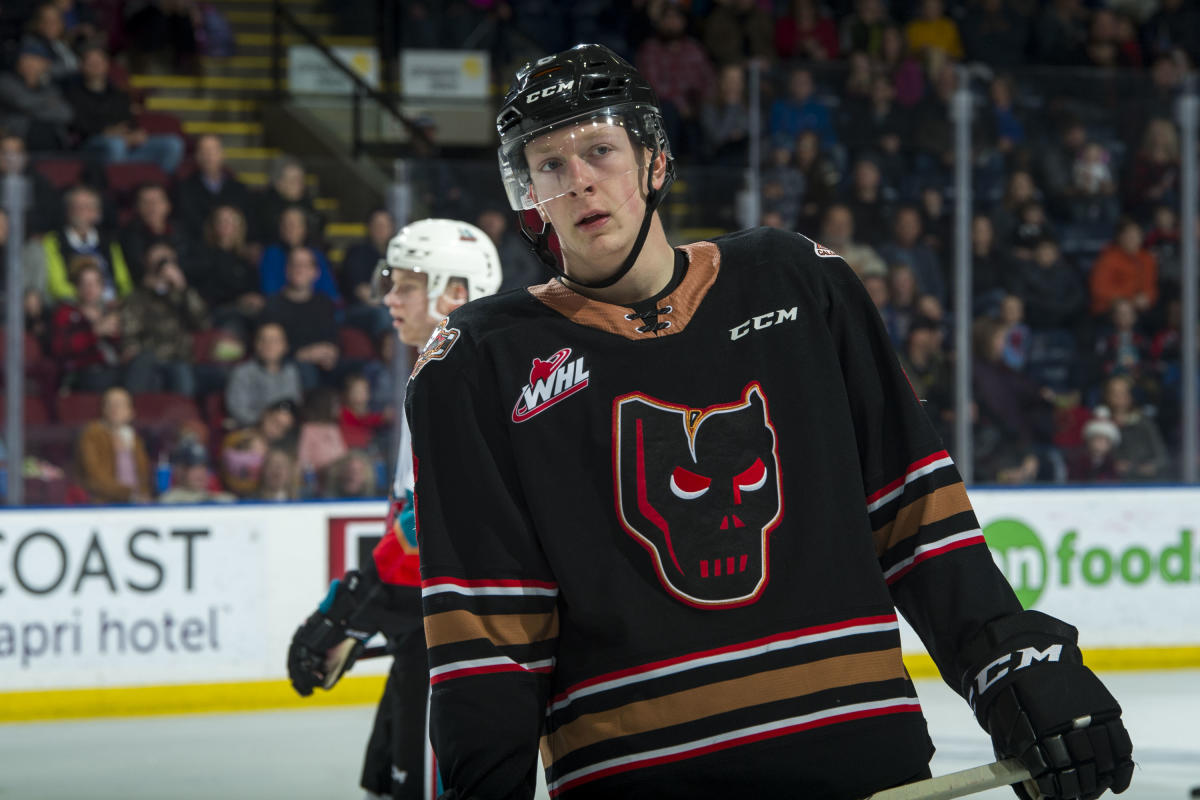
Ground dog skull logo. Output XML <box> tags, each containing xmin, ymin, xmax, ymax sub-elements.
<box><xmin>613</xmin><ymin>383</ymin><xmax>784</xmax><ymax>608</ymax></box>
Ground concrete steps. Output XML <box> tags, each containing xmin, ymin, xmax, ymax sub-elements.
<box><xmin>133</xmin><ymin>1</ymin><xmax>370</xmax><ymax>252</ymax></box>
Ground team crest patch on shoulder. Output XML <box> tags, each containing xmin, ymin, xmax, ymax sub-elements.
<box><xmin>411</xmin><ymin>318</ymin><xmax>459</xmax><ymax>378</ymax></box>
<box><xmin>512</xmin><ymin>347</ymin><xmax>590</xmax><ymax>423</ymax></box>
<box><xmin>812</xmin><ymin>240</ymin><xmax>839</xmax><ymax>258</ymax></box>
<box><xmin>796</xmin><ymin>232</ymin><xmax>839</xmax><ymax>258</ymax></box>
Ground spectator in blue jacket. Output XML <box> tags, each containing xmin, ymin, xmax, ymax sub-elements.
<box><xmin>768</xmin><ymin>67</ymin><xmax>836</xmax><ymax>151</ymax></box>
<box><xmin>879</xmin><ymin>204</ymin><xmax>945</xmax><ymax>305</ymax></box>
<box><xmin>258</xmin><ymin>206</ymin><xmax>339</xmax><ymax>302</ymax></box>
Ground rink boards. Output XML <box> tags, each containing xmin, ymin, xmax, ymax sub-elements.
<box><xmin>1</xmin><ymin>490</ymin><xmax>1199</xmax><ymax>721</ymax></box>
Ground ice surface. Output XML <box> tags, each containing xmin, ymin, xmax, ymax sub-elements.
<box><xmin>0</xmin><ymin>670</ymin><xmax>1194</xmax><ymax>799</ymax></box>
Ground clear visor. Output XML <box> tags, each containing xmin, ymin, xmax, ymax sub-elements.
<box><xmin>499</xmin><ymin>112</ymin><xmax>645</xmax><ymax>212</ymax></box>
<box><xmin>370</xmin><ymin>261</ymin><xmax>426</xmax><ymax>303</ymax></box>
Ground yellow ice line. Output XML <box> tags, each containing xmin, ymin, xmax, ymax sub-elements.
<box><xmin>902</xmin><ymin>645</ymin><xmax>1200</xmax><ymax>680</ymax></box>
<box><xmin>2</xmin><ymin>646</ymin><xmax>1196</xmax><ymax>723</ymax></box>
<box><xmin>0</xmin><ymin>675</ymin><xmax>387</xmax><ymax>723</ymax></box>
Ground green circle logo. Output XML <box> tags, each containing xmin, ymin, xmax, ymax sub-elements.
<box><xmin>982</xmin><ymin>519</ymin><xmax>1047</xmax><ymax>608</ymax></box>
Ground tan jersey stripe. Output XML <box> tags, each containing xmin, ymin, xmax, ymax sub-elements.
<box><xmin>424</xmin><ymin>610</ymin><xmax>558</xmax><ymax>649</ymax></box>
<box><xmin>540</xmin><ymin>647</ymin><xmax>905</xmax><ymax>769</ymax></box>
<box><xmin>872</xmin><ymin>482</ymin><xmax>973</xmax><ymax>556</ymax></box>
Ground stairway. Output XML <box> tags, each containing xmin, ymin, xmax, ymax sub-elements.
<box><xmin>131</xmin><ymin>0</ymin><xmax>373</xmax><ymax>260</ymax></box>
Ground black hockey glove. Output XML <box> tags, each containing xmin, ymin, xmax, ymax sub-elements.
<box><xmin>960</xmin><ymin>611</ymin><xmax>1134</xmax><ymax>800</ymax></box>
<box><xmin>287</xmin><ymin>570</ymin><xmax>379</xmax><ymax>697</ymax></box>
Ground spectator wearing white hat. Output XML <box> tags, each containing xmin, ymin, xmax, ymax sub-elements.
<box><xmin>1068</xmin><ymin>407</ymin><xmax>1121</xmax><ymax>482</ymax></box>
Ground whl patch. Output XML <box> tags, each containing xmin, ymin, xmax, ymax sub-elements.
<box><xmin>512</xmin><ymin>347</ymin><xmax>590</xmax><ymax>423</ymax></box>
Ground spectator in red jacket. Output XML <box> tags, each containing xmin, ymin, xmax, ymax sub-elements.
<box><xmin>50</xmin><ymin>255</ymin><xmax>122</xmax><ymax>391</ymax></box>
<box><xmin>1089</xmin><ymin>218</ymin><xmax>1158</xmax><ymax>316</ymax></box>
<box><xmin>339</xmin><ymin>372</ymin><xmax>389</xmax><ymax>450</ymax></box>
<box><xmin>775</xmin><ymin>0</ymin><xmax>839</xmax><ymax>60</ymax></box>
<box><xmin>635</xmin><ymin>2</ymin><xmax>714</xmax><ymax>159</ymax></box>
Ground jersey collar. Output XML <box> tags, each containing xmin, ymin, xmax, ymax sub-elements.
<box><xmin>527</xmin><ymin>241</ymin><xmax>720</xmax><ymax>341</ymax></box>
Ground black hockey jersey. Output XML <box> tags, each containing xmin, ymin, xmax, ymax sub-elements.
<box><xmin>407</xmin><ymin>227</ymin><xmax>1022</xmax><ymax>799</ymax></box>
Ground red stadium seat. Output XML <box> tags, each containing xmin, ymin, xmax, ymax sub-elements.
<box><xmin>338</xmin><ymin>327</ymin><xmax>377</xmax><ymax>361</ymax></box>
<box><xmin>0</xmin><ymin>329</ymin><xmax>46</xmax><ymax>366</ymax></box>
<box><xmin>33</xmin><ymin>157</ymin><xmax>86</xmax><ymax>191</ymax></box>
<box><xmin>108</xmin><ymin>60</ymin><xmax>131</xmax><ymax>91</ymax></box>
<box><xmin>132</xmin><ymin>392</ymin><xmax>200</xmax><ymax>428</ymax></box>
<box><xmin>138</xmin><ymin>110</ymin><xmax>191</xmax><ymax>154</ymax></box>
<box><xmin>26</xmin><ymin>422</ymin><xmax>76</xmax><ymax>469</ymax></box>
<box><xmin>136</xmin><ymin>111</ymin><xmax>183</xmax><ymax>137</ymax></box>
<box><xmin>56</xmin><ymin>392</ymin><xmax>104</xmax><ymax>425</ymax></box>
<box><xmin>191</xmin><ymin>328</ymin><xmax>238</xmax><ymax>365</ymax></box>
<box><xmin>64</xmin><ymin>482</ymin><xmax>91</xmax><ymax>505</ymax></box>
<box><xmin>24</xmin><ymin>474</ymin><xmax>70</xmax><ymax>505</ymax></box>
<box><xmin>203</xmin><ymin>390</ymin><xmax>227</xmax><ymax>426</ymax></box>
<box><xmin>0</xmin><ymin>393</ymin><xmax>50</xmax><ymax>424</ymax></box>
<box><xmin>0</xmin><ymin>329</ymin><xmax>59</xmax><ymax>402</ymax></box>
<box><xmin>104</xmin><ymin>162</ymin><xmax>170</xmax><ymax>205</ymax></box>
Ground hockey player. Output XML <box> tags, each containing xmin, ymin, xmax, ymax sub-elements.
<box><xmin>407</xmin><ymin>45</ymin><xmax>1134</xmax><ymax>800</ymax></box>
<box><xmin>287</xmin><ymin>218</ymin><xmax>501</xmax><ymax>800</ymax></box>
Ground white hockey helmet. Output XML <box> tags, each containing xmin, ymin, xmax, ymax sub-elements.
<box><xmin>376</xmin><ymin>218</ymin><xmax>502</xmax><ymax>305</ymax></box>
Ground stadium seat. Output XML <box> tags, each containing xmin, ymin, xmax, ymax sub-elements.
<box><xmin>56</xmin><ymin>392</ymin><xmax>104</xmax><ymax>425</ymax></box>
<box><xmin>0</xmin><ymin>329</ymin><xmax>59</xmax><ymax>401</ymax></box>
<box><xmin>33</xmin><ymin>157</ymin><xmax>86</xmax><ymax>191</ymax></box>
<box><xmin>23</xmin><ymin>473</ymin><xmax>70</xmax><ymax>505</ymax></box>
<box><xmin>132</xmin><ymin>392</ymin><xmax>200</xmax><ymax>428</ymax></box>
<box><xmin>0</xmin><ymin>328</ymin><xmax>46</xmax><ymax>366</ymax></box>
<box><xmin>0</xmin><ymin>393</ymin><xmax>50</xmax><ymax>425</ymax></box>
<box><xmin>108</xmin><ymin>59</ymin><xmax>132</xmax><ymax>91</ymax></box>
<box><xmin>136</xmin><ymin>111</ymin><xmax>183</xmax><ymax>138</ymax></box>
<box><xmin>104</xmin><ymin>162</ymin><xmax>171</xmax><ymax>206</ymax></box>
<box><xmin>338</xmin><ymin>327</ymin><xmax>377</xmax><ymax>361</ymax></box>
<box><xmin>64</xmin><ymin>482</ymin><xmax>91</xmax><ymax>505</ymax></box>
<box><xmin>203</xmin><ymin>390</ymin><xmax>227</xmax><ymax>427</ymax></box>
<box><xmin>191</xmin><ymin>328</ymin><xmax>225</xmax><ymax>365</ymax></box>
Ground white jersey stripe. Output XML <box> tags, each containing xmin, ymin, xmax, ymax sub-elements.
<box><xmin>547</xmin><ymin>619</ymin><xmax>898</xmax><ymax>715</ymax></box>
<box><xmin>866</xmin><ymin>455</ymin><xmax>955</xmax><ymax>513</ymax></box>
<box><xmin>422</xmin><ymin>583</ymin><xmax>560</xmax><ymax>599</ymax></box>
<box><xmin>547</xmin><ymin>696</ymin><xmax>920</xmax><ymax>794</ymax></box>
<box><xmin>882</xmin><ymin>529</ymin><xmax>984</xmax><ymax>581</ymax></box>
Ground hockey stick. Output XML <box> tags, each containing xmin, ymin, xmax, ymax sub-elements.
<box><xmin>360</xmin><ymin>645</ymin><xmax>390</xmax><ymax>659</ymax></box>
<box><xmin>321</xmin><ymin>639</ymin><xmax>393</xmax><ymax>690</ymax></box>
<box><xmin>864</xmin><ymin>758</ymin><xmax>1033</xmax><ymax>800</ymax></box>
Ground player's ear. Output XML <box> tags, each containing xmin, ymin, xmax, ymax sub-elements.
<box><xmin>650</xmin><ymin>149</ymin><xmax>668</xmax><ymax>191</ymax></box>
<box><xmin>527</xmin><ymin>184</ymin><xmax>545</xmax><ymax>221</ymax></box>
<box><xmin>435</xmin><ymin>283</ymin><xmax>468</xmax><ymax>316</ymax></box>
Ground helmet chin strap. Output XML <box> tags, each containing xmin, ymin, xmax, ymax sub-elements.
<box><xmin>521</xmin><ymin>149</ymin><xmax>672</xmax><ymax>291</ymax></box>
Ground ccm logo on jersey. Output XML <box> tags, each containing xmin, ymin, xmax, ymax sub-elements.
<box><xmin>525</xmin><ymin>80</ymin><xmax>575</xmax><ymax>104</ymax></box>
<box><xmin>967</xmin><ymin>643</ymin><xmax>1064</xmax><ymax>709</ymax></box>
<box><xmin>512</xmin><ymin>347</ymin><xmax>590</xmax><ymax>423</ymax></box>
<box><xmin>730</xmin><ymin>306</ymin><xmax>797</xmax><ymax>341</ymax></box>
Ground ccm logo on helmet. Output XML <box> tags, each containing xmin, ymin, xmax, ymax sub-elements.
<box><xmin>525</xmin><ymin>80</ymin><xmax>575</xmax><ymax>104</ymax></box>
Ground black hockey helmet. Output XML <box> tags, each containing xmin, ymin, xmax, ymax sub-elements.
<box><xmin>496</xmin><ymin>44</ymin><xmax>676</xmax><ymax>288</ymax></box>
